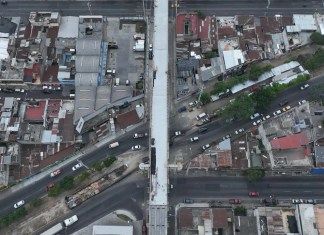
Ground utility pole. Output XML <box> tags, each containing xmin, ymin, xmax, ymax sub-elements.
<box><xmin>87</xmin><ymin>1</ymin><xmax>92</xmax><ymax>15</ymax></box>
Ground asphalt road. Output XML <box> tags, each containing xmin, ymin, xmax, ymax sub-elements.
<box><xmin>171</xmin><ymin>74</ymin><xmax>324</xmax><ymax>160</ymax></box>
<box><xmin>0</xmin><ymin>126</ymin><xmax>149</xmax><ymax>216</ymax></box>
<box><xmin>0</xmin><ymin>0</ymin><xmax>322</xmax><ymax>17</ymax></box>
<box><xmin>0</xmin><ymin>90</ymin><xmax>65</xmax><ymax>100</ymax></box>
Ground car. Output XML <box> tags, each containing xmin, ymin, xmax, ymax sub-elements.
<box><xmin>222</xmin><ymin>134</ymin><xmax>231</xmax><ymax>140</ymax></box>
<box><xmin>1</xmin><ymin>0</ymin><xmax>8</xmax><ymax>5</ymax></box>
<box><xmin>132</xmin><ymin>145</ymin><xmax>142</xmax><ymax>150</ymax></box>
<box><xmin>235</xmin><ymin>128</ymin><xmax>245</xmax><ymax>135</ymax></box>
<box><xmin>64</xmin><ymin>215</ymin><xmax>78</xmax><ymax>227</ymax></box>
<box><xmin>202</xmin><ymin>144</ymin><xmax>211</xmax><ymax>150</ymax></box>
<box><xmin>262</xmin><ymin>115</ymin><xmax>271</xmax><ymax>121</ymax></box>
<box><xmin>175</xmin><ymin>131</ymin><xmax>182</xmax><ymax>136</ymax></box>
<box><xmin>199</xmin><ymin>127</ymin><xmax>208</xmax><ymax>133</ymax></box>
<box><xmin>149</xmin><ymin>51</ymin><xmax>153</xmax><ymax>60</ymax></box>
<box><xmin>142</xmin><ymin>156</ymin><xmax>149</xmax><ymax>163</ymax></box>
<box><xmin>190</xmin><ymin>136</ymin><xmax>199</xmax><ymax>142</ymax></box>
<box><xmin>273</xmin><ymin>110</ymin><xmax>282</xmax><ymax>116</ymax></box>
<box><xmin>229</xmin><ymin>199</ymin><xmax>242</xmax><ymax>204</ymax></box>
<box><xmin>72</xmin><ymin>163</ymin><xmax>82</xmax><ymax>171</ymax></box>
<box><xmin>282</xmin><ymin>105</ymin><xmax>291</xmax><ymax>112</ymax></box>
<box><xmin>279</xmin><ymin>99</ymin><xmax>288</xmax><ymax>107</ymax></box>
<box><xmin>250</xmin><ymin>113</ymin><xmax>260</xmax><ymax>120</ymax></box>
<box><xmin>50</xmin><ymin>169</ymin><xmax>61</xmax><ymax>178</ymax></box>
<box><xmin>248</xmin><ymin>192</ymin><xmax>259</xmax><ymax>197</ymax></box>
<box><xmin>306</xmin><ymin>199</ymin><xmax>317</xmax><ymax>204</ymax></box>
<box><xmin>43</xmin><ymin>89</ymin><xmax>52</xmax><ymax>94</ymax></box>
<box><xmin>298</xmin><ymin>100</ymin><xmax>307</xmax><ymax>105</ymax></box>
<box><xmin>178</xmin><ymin>106</ymin><xmax>187</xmax><ymax>113</ymax></box>
<box><xmin>189</xmin><ymin>101</ymin><xmax>198</xmax><ymax>108</ymax></box>
<box><xmin>252</xmin><ymin>119</ymin><xmax>262</xmax><ymax>126</ymax></box>
<box><xmin>2</xmin><ymin>88</ymin><xmax>14</xmax><ymax>93</ymax></box>
<box><xmin>183</xmin><ymin>199</ymin><xmax>194</xmax><ymax>203</ymax></box>
<box><xmin>300</xmin><ymin>84</ymin><xmax>310</xmax><ymax>90</ymax></box>
<box><xmin>149</xmin><ymin>43</ymin><xmax>153</xmax><ymax>51</ymax></box>
<box><xmin>292</xmin><ymin>199</ymin><xmax>305</xmax><ymax>204</ymax></box>
<box><xmin>14</xmin><ymin>200</ymin><xmax>25</xmax><ymax>209</ymax></box>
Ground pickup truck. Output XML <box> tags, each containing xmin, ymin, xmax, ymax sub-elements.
<box><xmin>50</xmin><ymin>169</ymin><xmax>61</xmax><ymax>178</ymax></box>
<box><xmin>133</xmin><ymin>133</ymin><xmax>148</xmax><ymax>139</ymax></box>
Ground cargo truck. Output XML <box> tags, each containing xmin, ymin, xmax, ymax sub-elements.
<box><xmin>40</xmin><ymin>222</ymin><xmax>64</xmax><ymax>235</ymax></box>
<box><xmin>133</xmin><ymin>44</ymin><xmax>145</xmax><ymax>52</ymax></box>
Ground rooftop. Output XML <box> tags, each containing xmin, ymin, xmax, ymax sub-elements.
<box><xmin>271</xmin><ymin>132</ymin><xmax>308</xmax><ymax>150</ymax></box>
<box><xmin>24</xmin><ymin>101</ymin><xmax>46</xmax><ymax>122</ymax></box>
<box><xmin>58</xmin><ymin>16</ymin><xmax>79</xmax><ymax>38</ymax></box>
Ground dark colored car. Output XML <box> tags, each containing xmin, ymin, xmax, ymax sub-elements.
<box><xmin>279</xmin><ymin>99</ymin><xmax>288</xmax><ymax>107</ymax></box>
<box><xmin>46</xmin><ymin>183</ymin><xmax>55</xmax><ymax>191</ymax></box>
<box><xmin>249</xmin><ymin>191</ymin><xmax>260</xmax><ymax>197</ymax></box>
<box><xmin>184</xmin><ymin>199</ymin><xmax>194</xmax><ymax>203</ymax></box>
<box><xmin>198</xmin><ymin>127</ymin><xmax>208</xmax><ymax>133</ymax></box>
<box><xmin>43</xmin><ymin>89</ymin><xmax>52</xmax><ymax>94</ymax></box>
<box><xmin>119</xmin><ymin>101</ymin><xmax>129</xmax><ymax>109</ymax></box>
<box><xmin>1</xmin><ymin>1</ymin><xmax>8</xmax><ymax>5</ymax></box>
<box><xmin>178</xmin><ymin>106</ymin><xmax>187</xmax><ymax>113</ymax></box>
<box><xmin>229</xmin><ymin>199</ymin><xmax>242</xmax><ymax>204</ymax></box>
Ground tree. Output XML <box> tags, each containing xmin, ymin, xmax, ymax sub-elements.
<box><xmin>310</xmin><ymin>32</ymin><xmax>324</xmax><ymax>45</ymax></box>
<box><xmin>243</xmin><ymin>168</ymin><xmax>265</xmax><ymax>182</ymax></box>
<box><xmin>48</xmin><ymin>186</ymin><xmax>61</xmax><ymax>197</ymax></box>
<box><xmin>223</xmin><ymin>94</ymin><xmax>255</xmax><ymax>120</ymax></box>
<box><xmin>253</xmin><ymin>87</ymin><xmax>276</xmax><ymax>112</ymax></box>
<box><xmin>199</xmin><ymin>92</ymin><xmax>211</xmax><ymax>105</ymax></box>
<box><xmin>103</xmin><ymin>156</ymin><xmax>117</xmax><ymax>168</ymax></box>
<box><xmin>92</xmin><ymin>162</ymin><xmax>104</xmax><ymax>171</ymax></box>
<box><xmin>234</xmin><ymin>206</ymin><xmax>247</xmax><ymax>216</ymax></box>
<box><xmin>60</xmin><ymin>176</ymin><xmax>74</xmax><ymax>190</ymax></box>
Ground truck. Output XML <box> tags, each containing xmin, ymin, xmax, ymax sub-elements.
<box><xmin>133</xmin><ymin>43</ymin><xmax>145</xmax><ymax>52</ymax></box>
<box><xmin>109</xmin><ymin>142</ymin><xmax>119</xmax><ymax>148</ymax></box>
<box><xmin>50</xmin><ymin>169</ymin><xmax>61</xmax><ymax>178</ymax></box>
<box><xmin>310</xmin><ymin>168</ymin><xmax>324</xmax><ymax>174</ymax></box>
<box><xmin>40</xmin><ymin>222</ymin><xmax>64</xmax><ymax>235</ymax></box>
<box><xmin>133</xmin><ymin>33</ymin><xmax>145</xmax><ymax>40</ymax></box>
<box><xmin>133</xmin><ymin>133</ymin><xmax>148</xmax><ymax>139</ymax></box>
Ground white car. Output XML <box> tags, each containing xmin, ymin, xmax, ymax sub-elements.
<box><xmin>298</xmin><ymin>100</ymin><xmax>306</xmax><ymax>105</ymax></box>
<box><xmin>175</xmin><ymin>131</ymin><xmax>182</xmax><ymax>136</ymax></box>
<box><xmin>222</xmin><ymin>134</ymin><xmax>231</xmax><ymax>140</ymax></box>
<box><xmin>202</xmin><ymin>144</ymin><xmax>211</xmax><ymax>150</ymax></box>
<box><xmin>14</xmin><ymin>200</ymin><xmax>25</xmax><ymax>209</ymax></box>
<box><xmin>72</xmin><ymin>163</ymin><xmax>82</xmax><ymax>171</ymax></box>
<box><xmin>252</xmin><ymin>119</ymin><xmax>262</xmax><ymax>126</ymax></box>
<box><xmin>300</xmin><ymin>84</ymin><xmax>309</xmax><ymax>90</ymax></box>
<box><xmin>250</xmin><ymin>113</ymin><xmax>260</xmax><ymax>120</ymax></box>
<box><xmin>235</xmin><ymin>128</ymin><xmax>245</xmax><ymax>135</ymax></box>
<box><xmin>64</xmin><ymin>215</ymin><xmax>78</xmax><ymax>227</ymax></box>
<box><xmin>273</xmin><ymin>110</ymin><xmax>282</xmax><ymax>116</ymax></box>
<box><xmin>190</xmin><ymin>136</ymin><xmax>199</xmax><ymax>142</ymax></box>
<box><xmin>282</xmin><ymin>105</ymin><xmax>291</xmax><ymax>112</ymax></box>
<box><xmin>262</xmin><ymin>115</ymin><xmax>271</xmax><ymax>121</ymax></box>
<box><xmin>132</xmin><ymin>145</ymin><xmax>142</xmax><ymax>150</ymax></box>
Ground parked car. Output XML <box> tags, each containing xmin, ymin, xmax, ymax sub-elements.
<box><xmin>178</xmin><ymin>106</ymin><xmax>187</xmax><ymax>113</ymax></box>
<box><xmin>198</xmin><ymin>127</ymin><xmax>208</xmax><ymax>133</ymax></box>
<box><xmin>292</xmin><ymin>199</ymin><xmax>305</xmax><ymax>204</ymax></box>
<box><xmin>252</xmin><ymin>119</ymin><xmax>262</xmax><ymax>126</ymax></box>
<box><xmin>298</xmin><ymin>100</ymin><xmax>307</xmax><ymax>105</ymax></box>
<box><xmin>262</xmin><ymin>115</ymin><xmax>271</xmax><ymax>121</ymax></box>
<box><xmin>50</xmin><ymin>169</ymin><xmax>61</xmax><ymax>178</ymax></box>
<box><xmin>250</xmin><ymin>113</ymin><xmax>260</xmax><ymax>120</ymax></box>
<box><xmin>229</xmin><ymin>199</ymin><xmax>242</xmax><ymax>204</ymax></box>
<box><xmin>132</xmin><ymin>145</ymin><xmax>142</xmax><ymax>150</ymax></box>
<box><xmin>190</xmin><ymin>137</ymin><xmax>199</xmax><ymax>142</ymax></box>
<box><xmin>1</xmin><ymin>1</ymin><xmax>8</xmax><ymax>6</ymax></box>
<box><xmin>306</xmin><ymin>199</ymin><xmax>317</xmax><ymax>204</ymax></box>
<box><xmin>282</xmin><ymin>106</ymin><xmax>291</xmax><ymax>112</ymax></box>
<box><xmin>2</xmin><ymin>88</ymin><xmax>14</xmax><ymax>93</ymax></box>
<box><xmin>222</xmin><ymin>134</ymin><xmax>231</xmax><ymax>140</ymax></box>
<box><xmin>248</xmin><ymin>192</ymin><xmax>259</xmax><ymax>197</ymax></box>
<box><xmin>202</xmin><ymin>144</ymin><xmax>211</xmax><ymax>151</ymax></box>
<box><xmin>235</xmin><ymin>128</ymin><xmax>245</xmax><ymax>135</ymax></box>
<box><xmin>14</xmin><ymin>200</ymin><xmax>25</xmax><ymax>209</ymax></box>
<box><xmin>64</xmin><ymin>215</ymin><xmax>78</xmax><ymax>226</ymax></box>
<box><xmin>300</xmin><ymin>84</ymin><xmax>310</xmax><ymax>90</ymax></box>
<box><xmin>273</xmin><ymin>110</ymin><xmax>282</xmax><ymax>116</ymax></box>
<box><xmin>279</xmin><ymin>99</ymin><xmax>288</xmax><ymax>107</ymax></box>
<box><xmin>72</xmin><ymin>163</ymin><xmax>82</xmax><ymax>171</ymax></box>
<box><xmin>46</xmin><ymin>183</ymin><xmax>55</xmax><ymax>191</ymax></box>
<box><xmin>183</xmin><ymin>199</ymin><xmax>194</xmax><ymax>203</ymax></box>
<box><xmin>189</xmin><ymin>101</ymin><xmax>198</xmax><ymax>108</ymax></box>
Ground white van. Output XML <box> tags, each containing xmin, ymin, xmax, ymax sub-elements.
<box><xmin>114</xmin><ymin>78</ymin><xmax>120</xmax><ymax>86</ymax></box>
<box><xmin>69</xmin><ymin>94</ymin><xmax>75</xmax><ymax>99</ymax></box>
<box><xmin>109</xmin><ymin>142</ymin><xmax>119</xmax><ymax>148</ymax></box>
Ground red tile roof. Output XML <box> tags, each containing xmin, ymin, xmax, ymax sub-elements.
<box><xmin>216</xmin><ymin>150</ymin><xmax>232</xmax><ymax>168</ymax></box>
<box><xmin>25</xmin><ymin>101</ymin><xmax>46</xmax><ymax>121</ymax></box>
<box><xmin>43</xmin><ymin>65</ymin><xmax>59</xmax><ymax>83</ymax></box>
<box><xmin>176</xmin><ymin>13</ymin><xmax>210</xmax><ymax>39</ymax></box>
<box><xmin>179</xmin><ymin>208</ymin><xmax>193</xmax><ymax>229</ymax></box>
<box><xmin>116</xmin><ymin>110</ymin><xmax>140</xmax><ymax>129</ymax></box>
<box><xmin>271</xmin><ymin>132</ymin><xmax>308</xmax><ymax>150</ymax></box>
<box><xmin>212</xmin><ymin>208</ymin><xmax>228</xmax><ymax>228</ymax></box>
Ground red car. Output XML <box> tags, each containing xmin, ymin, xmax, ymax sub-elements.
<box><xmin>249</xmin><ymin>191</ymin><xmax>259</xmax><ymax>197</ymax></box>
<box><xmin>229</xmin><ymin>199</ymin><xmax>242</xmax><ymax>204</ymax></box>
<box><xmin>46</xmin><ymin>183</ymin><xmax>55</xmax><ymax>191</ymax></box>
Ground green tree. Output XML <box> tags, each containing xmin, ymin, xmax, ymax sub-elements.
<box><xmin>196</xmin><ymin>10</ymin><xmax>206</xmax><ymax>20</ymax></box>
<box><xmin>92</xmin><ymin>162</ymin><xmax>104</xmax><ymax>171</ymax></box>
<box><xmin>77</xmin><ymin>171</ymin><xmax>91</xmax><ymax>182</ymax></box>
<box><xmin>103</xmin><ymin>156</ymin><xmax>117</xmax><ymax>168</ymax></box>
<box><xmin>249</xmin><ymin>65</ymin><xmax>273</xmax><ymax>81</ymax></box>
<box><xmin>31</xmin><ymin>198</ymin><xmax>42</xmax><ymax>207</ymax></box>
<box><xmin>223</xmin><ymin>94</ymin><xmax>255</xmax><ymax>120</ymax></box>
<box><xmin>234</xmin><ymin>206</ymin><xmax>247</xmax><ymax>216</ymax></box>
<box><xmin>310</xmin><ymin>32</ymin><xmax>324</xmax><ymax>45</ymax></box>
<box><xmin>243</xmin><ymin>168</ymin><xmax>265</xmax><ymax>182</ymax></box>
<box><xmin>253</xmin><ymin>87</ymin><xmax>276</xmax><ymax>112</ymax></box>
<box><xmin>199</xmin><ymin>92</ymin><xmax>211</xmax><ymax>105</ymax></box>
<box><xmin>60</xmin><ymin>176</ymin><xmax>74</xmax><ymax>190</ymax></box>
